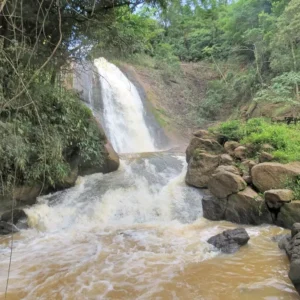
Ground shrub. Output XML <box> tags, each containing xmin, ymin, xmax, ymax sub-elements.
<box><xmin>212</xmin><ymin>118</ymin><xmax>300</xmax><ymax>163</ymax></box>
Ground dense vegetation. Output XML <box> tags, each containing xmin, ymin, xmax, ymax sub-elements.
<box><xmin>0</xmin><ymin>0</ymin><xmax>164</xmax><ymax>194</ymax></box>
<box><xmin>94</xmin><ymin>0</ymin><xmax>300</xmax><ymax>122</ymax></box>
<box><xmin>212</xmin><ymin>118</ymin><xmax>300</xmax><ymax>163</ymax></box>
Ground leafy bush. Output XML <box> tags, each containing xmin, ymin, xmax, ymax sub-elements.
<box><xmin>212</xmin><ymin>118</ymin><xmax>300</xmax><ymax>162</ymax></box>
<box><xmin>0</xmin><ymin>81</ymin><xmax>105</xmax><ymax>193</ymax></box>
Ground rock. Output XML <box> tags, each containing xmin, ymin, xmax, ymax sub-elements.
<box><xmin>292</xmin><ymin>223</ymin><xmax>300</xmax><ymax>238</ymax></box>
<box><xmin>279</xmin><ymin>226</ymin><xmax>300</xmax><ymax>295</ymax></box>
<box><xmin>241</xmin><ymin>160</ymin><xmax>257</xmax><ymax>176</ymax></box>
<box><xmin>220</xmin><ymin>154</ymin><xmax>234</xmax><ymax>165</ymax></box>
<box><xmin>224</xmin><ymin>141</ymin><xmax>240</xmax><ymax>156</ymax></box>
<box><xmin>276</xmin><ymin>201</ymin><xmax>300</xmax><ymax>229</ymax></box>
<box><xmin>0</xmin><ymin>209</ymin><xmax>27</xmax><ymax>225</ymax></box>
<box><xmin>202</xmin><ymin>194</ymin><xmax>227</xmax><ymax>221</ymax></box>
<box><xmin>234</xmin><ymin>146</ymin><xmax>247</xmax><ymax>160</ymax></box>
<box><xmin>13</xmin><ymin>185</ymin><xmax>42</xmax><ymax>205</ymax></box>
<box><xmin>186</xmin><ymin>137</ymin><xmax>223</xmax><ymax>162</ymax></box>
<box><xmin>207</xmin><ymin>228</ymin><xmax>250</xmax><ymax>254</ymax></box>
<box><xmin>261</xmin><ymin>143</ymin><xmax>275</xmax><ymax>152</ymax></box>
<box><xmin>226</xmin><ymin>187</ymin><xmax>273</xmax><ymax>225</ymax></box>
<box><xmin>193</xmin><ymin>129</ymin><xmax>213</xmax><ymax>139</ymax></box>
<box><xmin>208</xmin><ymin>171</ymin><xmax>247</xmax><ymax>198</ymax></box>
<box><xmin>242</xmin><ymin>175</ymin><xmax>252</xmax><ymax>184</ymax></box>
<box><xmin>251</xmin><ymin>162</ymin><xmax>300</xmax><ymax>192</ymax></box>
<box><xmin>185</xmin><ymin>153</ymin><xmax>220</xmax><ymax>188</ymax></box>
<box><xmin>265</xmin><ymin>189</ymin><xmax>294</xmax><ymax>210</ymax></box>
<box><xmin>214</xmin><ymin>165</ymin><xmax>241</xmax><ymax>176</ymax></box>
<box><xmin>259</xmin><ymin>151</ymin><xmax>274</xmax><ymax>163</ymax></box>
<box><xmin>0</xmin><ymin>221</ymin><xmax>19</xmax><ymax>235</ymax></box>
<box><xmin>79</xmin><ymin>142</ymin><xmax>120</xmax><ymax>175</ymax></box>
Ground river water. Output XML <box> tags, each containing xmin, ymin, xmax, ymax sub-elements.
<box><xmin>0</xmin><ymin>59</ymin><xmax>298</xmax><ymax>299</ymax></box>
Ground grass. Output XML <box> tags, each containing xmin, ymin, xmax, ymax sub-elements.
<box><xmin>211</xmin><ymin>118</ymin><xmax>300</xmax><ymax>163</ymax></box>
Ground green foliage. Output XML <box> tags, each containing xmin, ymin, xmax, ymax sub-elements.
<box><xmin>285</xmin><ymin>175</ymin><xmax>300</xmax><ymax>200</ymax></box>
<box><xmin>0</xmin><ymin>81</ymin><xmax>105</xmax><ymax>193</ymax></box>
<box><xmin>213</xmin><ymin>118</ymin><xmax>300</xmax><ymax>162</ymax></box>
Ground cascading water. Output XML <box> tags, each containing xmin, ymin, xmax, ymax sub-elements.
<box><xmin>94</xmin><ymin>57</ymin><xmax>156</xmax><ymax>153</ymax></box>
<box><xmin>0</xmin><ymin>58</ymin><xmax>298</xmax><ymax>299</ymax></box>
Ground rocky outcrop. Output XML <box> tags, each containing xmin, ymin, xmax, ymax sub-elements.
<box><xmin>193</xmin><ymin>129</ymin><xmax>214</xmax><ymax>139</ymax></box>
<box><xmin>214</xmin><ymin>165</ymin><xmax>240</xmax><ymax>176</ymax></box>
<box><xmin>202</xmin><ymin>195</ymin><xmax>227</xmax><ymax>221</ymax></box>
<box><xmin>208</xmin><ymin>171</ymin><xmax>247</xmax><ymax>198</ymax></box>
<box><xmin>0</xmin><ymin>209</ymin><xmax>27</xmax><ymax>225</ymax></box>
<box><xmin>251</xmin><ymin>162</ymin><xmax>300</xmax><ymax>192</ymax></box>
<box><xmin>186</xmin><ymin>153</ymin><xmax>220</xmax><ymax>187</ymax></box>
<box><xmin>220</xmin><ymin>154</ymin><xmax>234</xmax><ymax>165</ymax></box>
<box><xmin>278</xmin><ymin>223</ymin><xmax>300</xmax><ymax>295</ymax></box>
<box><xmin>186</xmin><ymin>137</ymin><xmax>224</xmax><ymax>162</ymax></box>
<box><xmin>207</xmin><ymin>228</ymin><xmax>250</xmax><ymax>254</ymax></box>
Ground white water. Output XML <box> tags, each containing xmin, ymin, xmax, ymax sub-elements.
<box><xmin>94</xmin><ymin>57</ymin><xmax>156</xmax><ymax>153</ymax></box>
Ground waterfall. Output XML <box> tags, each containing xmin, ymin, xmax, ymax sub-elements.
<box><xmin>94</xmin><ymin>58</ymin><xmax>156</xmax><ymax>154</ymax></box>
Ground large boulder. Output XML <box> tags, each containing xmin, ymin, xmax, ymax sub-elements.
<box><xmin>202</xmin><ymin>194</ymin><xmax>227</xmax><ymax>221</ymax></box>
<box><xmin>207</xmin><ymin>228</ymin><xmax>250</xmax><ymax>254</ymax></box>
<box><xmin>185</xmin><ymin>153</ymin><xmax>220</xmax><ymax>188</ymax></box>
<box><xmin>251</xmin><ymin>162</ymin><xmax>300</xmax><ymax>192</ymax></box>
<box><xmin>226</xmin><ymin>187</ymin><xmax>273</xmax><ymax>225</ymax></box>
<box><xmin>79</xmin><ymin>142</ymin><xmax>120</xmax><ymax>175</ymax></box>
<box><xmin>276</xmin><ymin>201</ymin><xmax>300</xmax><ymax>229</ymax></box>
<box><xmin>0</xmin><ymin>209</ymin><xmax>27</xmax><ymax>225</ymax></box>
<box><xmin>13</xmin><ymin>185</ymin><xmax>42</xmax><ymax>205</ymax></box>
<box><xmin>186</xmin><ymin>137</ymin><xmax>223</xmax><ymax>162</ymax></box>
<box><xmin>264</xmin><ymin>189</ymin><xmax>294</xmax><ymax>210</ymax></box>
<box><xmin>208</xmin><ymin>171</ymin><xmax>247</xmax><ymax>198</ymax></box>
<box><xmin>224</xmin><ymin>141</ymin><xmax>240</xmax><ymax>156</ymax></box>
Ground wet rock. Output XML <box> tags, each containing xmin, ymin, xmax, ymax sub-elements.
<box><xmin>0</xmin><ymin>221</ymin><xmax>19</xmax><ymax>235</ymax></box>
<box><xmin>224</xmin><ymin>141</ymin><xmax>240</xmax><ymax>156</ymax></box>
<box><xmin>279</xmin><ymin>224</ymin><xmax>300</xmax><ymax>295</ymax></box>
<box><xmin>276</xmin><ymin>201</ymin><xmax>300</xmax><ymax>229</ymax></box>
<box><xmin>220</xmin><ymin>154</ymin><xmax>234</xmax><ymax>165</ymax></box>
<box><xmin>13</xmin><ymin>185</ymin><xmax>42</xmax><ymax>205</ymax></box>
<box><xmin>202</xmin><ymin>194</ymin><xmax>227</xmax><ymax>221</ymax></box>
<box><xmin>214</xmin><ymin>165</ymin><xmax>241</xmax><ymax>176</ymax></box>
<box><xmin>226</xmin><ymin>187</ymin><xmax>273</xmax><ymax>225</ymax></box>
<box><xmin>0</xmin><ymin>209</ymin><xmax>27</xmax><ymax>225</ymax></box>
<box><xmin>207</xmin><ymin>228</ymin><xmax>250</xmax><ymax>254</ymax></box>
<box><xmin>186</xmin><ymin>137</ymin><xmax>223</xmax><ymax>162</ymax></box>
<box><xmin>259</xmin><ymin>151</ymin><xmax>274</xmax><ymax>163</ymax></box>
<box><xmin>251</xmin><ymin>162</ymin><xmax>300</xmax><ymax>192</ymax></box>
<box><xmin>208</xmin><ymin>171</ymin><xmax>247</xmax><ymax>198</ymax></box>
<box><xmin>234</xmin><ymin>146</ymin><xmax>247</xmax><ymax>160</ymax></box>
<box><xmin>185</xmin><ymin>153</ymin><xmax>220</xmax><ymax>188</ymax></box>
<box><xmin>265</xmin><ymin>189</ymin><xmax>294</xmax><ymax>210</ymax></box>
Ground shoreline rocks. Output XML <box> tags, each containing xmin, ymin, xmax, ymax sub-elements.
<box><xmin>185</xmin><ymin>134</ymin><xmax>300</xmax><ymax>229</ymax></box>
<box><xmin>278</xmin><ymin>223</ymin><xmax>300</xmax><ymax>295</ymax></box>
